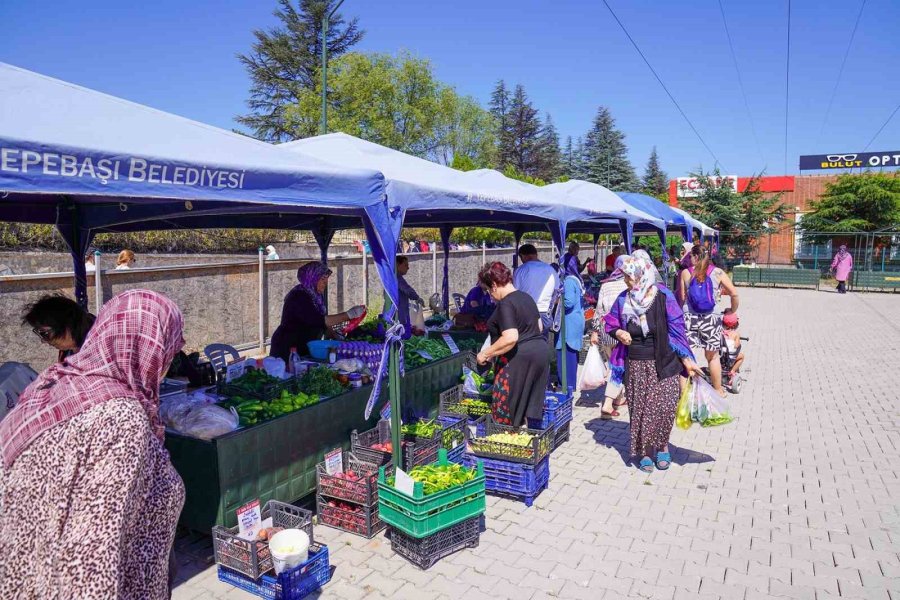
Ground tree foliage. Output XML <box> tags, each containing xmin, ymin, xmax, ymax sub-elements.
<box><xmin>536</xmin><ymin>114</ymin><xmax>563</xmax><ymax>182</ymax></box>
<box><xmin>642</xmin><ymin>146</ymin><xmax>669</xmax><ymax>200</ymax></box>
<box><xmin>237</xmin><ymin>0</ymin><xmax>363</xmax><ymax>142</ymax></box>
<box><xmin>799</xmin><ymin>173</ymin><xmax>900</xmax><ymax>234</ymax></box>
<box><xmin>581</xmin><ymin>106</ymin><xmax>639</xmax><ymax>192</ymax></box>
<box><xmin>506</xmin><ymin>84</ymin><xmax>542</xmax><ymax>177</ymax></box>
<box><xmin>285</xmin><ymin>51</ymin><xmax>495</xmax><ymax>165</ymax></box>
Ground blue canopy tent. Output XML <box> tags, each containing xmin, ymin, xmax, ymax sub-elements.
<box><xmin>670</xmin><ymin>206</ymin><xmax>716</xmax><ymax>243</ymax></box>
<box><xmin>0</xmin><ymin>64</ymin><xmax>411</xmax><ymax>462</ymax></box>
<box><xmin>617</xmin><ymin>192</ymin><xmax>694</xmax><ymax>244</ymax></box>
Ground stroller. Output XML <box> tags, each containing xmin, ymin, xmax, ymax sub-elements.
<box><xmin>719</xmin><ymin>333</ymin><xmax>748</xmax><ymax>393</ymax></box>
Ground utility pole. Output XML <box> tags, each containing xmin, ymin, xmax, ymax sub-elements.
<box><xmin>320</xmin><ymin>0</ymin><xmax>346</xmax><ymax>135</ymax></box>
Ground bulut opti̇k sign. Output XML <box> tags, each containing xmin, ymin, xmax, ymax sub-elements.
<box><xmin>799</xmin><ymin>151</ymin><xmax>900</xmax><ymax>170</ymax></box>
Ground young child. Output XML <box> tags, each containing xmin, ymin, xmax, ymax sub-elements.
<box><xmin>722</xmin><ymin>312</ymin><xmax>744</xmax><ymax>375</ymax></box>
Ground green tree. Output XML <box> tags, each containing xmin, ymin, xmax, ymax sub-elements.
<box><xmin>582</xmin><ymin>106</ymin><xmax>639</xmax><ymax>192</ymax></box>
<box><xmin>641</xmin><ymin>146</ymin><xmax>669</xmax><ymax>199</ymax></box>
<box><xmin>506</xmin><ymin>84</ymin><xmax>542</xmax><ymax>177</ymax></box>
<box><xmin>237</xmin><ymin>0</ymin><xmax>363</xmax><ymax>142</ymax></box>
<box><xmin>536</xmin><ymin>113</ymin><xmax>563</xmax><ymax>182</ymax></box>
<box><xmin>679</xmin><ymin>168</ymin><xmax>787</xmax><ymax>260</ymax></box>
<box><xmin>799</xmin><ymin>173</ymin><xmax>900</xmax><ymax>234</ymax></box>
<box><xmin>286</xmin><ymin>52</ymin><xmax>492</xmax><ymax>161</ymax></box>
<box><xmin>488</xmin><ymin>80</ymin><xmax>514</xmax><ymax>169</ymax></box>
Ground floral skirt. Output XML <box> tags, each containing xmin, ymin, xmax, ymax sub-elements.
<box><xmin>626</xmin><ymin>359</ymin><xmax>680</xmax><ymax>458</ymax></box>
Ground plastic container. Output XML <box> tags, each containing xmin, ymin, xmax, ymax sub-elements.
<box><xmin>268</xmin><ymin>529</ymin><xmax>310</xmax><ymax>574</ymax></box>
<box><xmin>438</xmin><ymin>384</ymin><xmax>492</xmax><ymax>421</ymax></box>
<box><xmin>436</xmin><ymin>415</ymin><xmax>467</xmax><ymax>465</ymax></box>
<box><xmin>388</xmin><ymin>515</ymin><xmax>480</xmax><ymax>570</ymax></box>
<box><xmin>351</xmin><ymin>420</ymin><xmax>440</xmax><ymax>472</ymax></box>
<box><xmin>212</xmin><ymin>501</ymin><xmax>312</xmax><ymax>580</ymax></box>
<box><xmin>552</xmin><ymin>421</ymin><xmax>571</xmax><ymax>451</ymax></box>
<box><xmin>217</xmin><ymin>544</ymin><xmax>331</xmax><ymax>600</ymax></box>
<box><xmin>464</xmin><ymin>454</ymin><xmax>550</xmax><ymax>507</ymax></box>
<box><xmin>467</xmin><ymin>417</ymin><xmax>552</xmax><ymax>465</ymax></box>
<box><xmin>348</xmin><ymin>373</ymin><xmax>362</xmax><ymax>388</ymax></box>
<box><xmin>264</xmin><ymin>356</ymin><xmax>287</xmax><ymax>379</ymax></box>
<box><xmin>316</xmin><ymin>453</ymin><xmax>381</xmax><ymax>506</ymax></box>
<box><xmin>377</xmin><ymin>448</ymin><xmax>486</xmax><ymax>539</ymax></box>
<box><xmin>307</xmin><ymin>340</ymin><xmax>339</xmax><ymax>360</ymax></box>
<box><xmin>316</xmin><ymin>494</ymin><xmax>385</xmax><ymax>538</ymax></box>
<box><xmin>536</xmin><ymin>391</ymin><xmax>574</xmax><ymax>430</ymax></box>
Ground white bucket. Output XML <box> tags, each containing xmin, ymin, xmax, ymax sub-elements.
<box><xmin>268</xmin><ymin>528</ymin><xmax>310</xmax><ymax>575</ymax></box>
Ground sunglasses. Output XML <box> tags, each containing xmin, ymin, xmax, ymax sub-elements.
<box><xmin>826</xmin><ymin>154</ymin><xmax>857</xmax><ymax>162</ymax></box>
<box><xmin>32</xmin><ymin>327</ymin><xmax>55</xmax><ymax>341</ymax></box>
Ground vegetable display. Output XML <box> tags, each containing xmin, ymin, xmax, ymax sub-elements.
<box><xmin>298</xmin><ymin>366</ymin><xmax>346</xmax><ymax>397</ymax></box>
<box><xmin>400</xmin><ymin>419</ymin><xmax>440</xmax><ymax>440</ymax></box>
<box><xmin>459</xmin><ymin>398</ymin><xmax>492</xmax><ymax>416</ymax></box>
<box><xmin>454</xmin><ymin>338</ymin><xmax>481</xmax><ymax>352</ymax></box>
<box><xmin>404</xmin><ymin>337</ymin><xmax>452</xmax><ymax>368</ymax></box>
<box><xmin>318</xmin><ymin>469</ymin><xmax>377</xmax><ymax>505</ymax></box>
<box><xmin>319</xmin><ymin>499</ymin><xmax>379</xmax><ymax>536</ymax></box>
<box><xmin>219</xmin><ymin>388</ymin><xmax>319</xmax><ymax>427</ymax></box>
<box><xmin>223</xmin><ymin>369</ymin><xmax>283</xmax><ymax>395</ymax></box>
<box><xmin>387</xmin><ymin>463</ymin><xmax>476</xmax><ymax>495</ymax></box>
<box><xmin>469</xmin><ymin>427</ymin><xmax>551</xmax><ymax>463</ymax></box>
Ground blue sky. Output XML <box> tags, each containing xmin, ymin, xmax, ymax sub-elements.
<box><xmin>2</xmin><ymin>0</ymin><xmax>898</xmax><ymax>178</ymax></box>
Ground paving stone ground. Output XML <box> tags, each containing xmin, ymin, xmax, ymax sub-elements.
<box><xmin>172</xmin><ymin>287</ymin><xmax>900</xmax><ymax>600</ymax></box>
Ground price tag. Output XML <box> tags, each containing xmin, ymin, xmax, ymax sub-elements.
<box><xmin>324</xmin><ymin>448</ymin><xmax>343</xmax><ymax>476</ymax></box>
<box><xmin>225</xmin><ymin>360</ymin><xmax>246</xmax><ymax>383</ymax></box>
<box><xmin>236</xmin><ymin>499</ymin><xmax>262</xmax><ymax>541</ymax></box>
<box><xmin>394</xmin><ymin>467</ymin><xmax>415</xmax><ymax>497</ymax></box>
<box><xmin>442</xmin><ymin>334</ymin><xmax>460</xmax><ymax>354</ymax></box>
<box><xmin>416</xmin><ymin>350</ymin><xmax>433</xmax><ymax>361</ymax></box>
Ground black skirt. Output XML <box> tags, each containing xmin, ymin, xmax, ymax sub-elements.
<box><xmin>491</xmin><ymin>337</ymin><xmax>550</xmax><ymax>427</ymax></box>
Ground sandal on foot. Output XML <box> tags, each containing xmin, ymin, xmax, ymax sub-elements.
<box><xmin>655</xmin><ymin>451</ymin><xmax>671</xmax><ymax>470</ymax></box>
<box><xmin>613</xmin><ymin>400</ymin><xmax>628</xmax><ymax>408</ymax></box>
<box><xmin>639</xmin><ymin>457</ymin><xmax>654</xmax><ymax>473</ymax></box>
<box><xmin>600</xmin><ymin>409</ymin><xmax>620</xmax><ymax>420</ymax></box>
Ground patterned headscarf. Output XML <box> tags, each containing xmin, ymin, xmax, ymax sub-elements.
<box><xmin>296</xmin><ymin>261</ymin><xmax>331</xmax><ymax>315</ymax></box>
<box><xmin>836</xmin><ymin>244</ymin><xmax>849</xmax><ymax>261</ymax></box>
<box><xmin>632</xmin><ymin>249</ymin><xmax>663</xmax><ymax>284</ymax></box>
<box><xmin>621</xmin><ymin>254</ymin><xmax>659</xmax><ymax>335</ymax></box>
<box><xmin>1</xmin><ymin>290</ymin><xmax>184</xmax><ymax>468</ymax></box>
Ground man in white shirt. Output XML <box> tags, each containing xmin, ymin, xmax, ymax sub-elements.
<box><xmin>513</xmin><ymin>244</ymin><xmax>559</xmax><ymax>336</ymax></box>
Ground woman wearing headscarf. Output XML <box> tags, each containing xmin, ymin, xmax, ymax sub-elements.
<box><xmin>605</xmin><ymin>255</ymin><xmax>701</xmax><ymax>472</ymax></box>
<box><xmin>830</xmin><ymin>245</ymin><xmax>853</xmax><ymax>294</ymax></box>
<box><xmin>0</xmin><ymin>289</ymin><xmax>186</xmax><ymax>599</ymax></box>
<box><xmin>270</xmin><ymin>261</ymin><xmax>365</xmax><ymax>363</ymax></box>
<box><xmin>556</xmin><ymin>252</ymin><xmax>586</xmax><ymax>393</ymax></box>
<box><xmin>590</xmin><ymin>254</ymin><xmax>629</xmax><ymax>418</ymax></box>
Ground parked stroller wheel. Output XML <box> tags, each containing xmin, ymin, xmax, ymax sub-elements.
<box><xmin>731</xmin><ymin>377</ymin><xmax>743</xmax><ymax>394</ymax></box>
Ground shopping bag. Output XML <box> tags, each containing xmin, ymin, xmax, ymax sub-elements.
<box><xmin>577</xmin><ymin>345</ymin><xmax>606</xmax><ymax>391</ymax></box>
<box><xmin>691</xmin><ymin>376</ymin><xmax>733</xmax><ymax>427</ymax></box>
<box><xmin>675</xmin><ymin>379</ymin><xmax>693</xmax><ymax>430</ymax></box>
<box><xmin>410</xmin><ymin>303</ymin><xmax>426</xmax><ymax>331</ymax></box>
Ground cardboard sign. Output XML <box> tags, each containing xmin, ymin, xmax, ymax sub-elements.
<box><xmin>225</xmin><ymin>360</ymin><xmax>246</xmax><ymax>383</ymax></box>
<box><xmin>324</xmin><ymin>448</ymin><xmax>343</xmax><ymax>476</ymax></box>
<box><xmin>236</xmin><ymin>499</ymin><xmax>262</xmax><ymax>541</ymax></box>
<box><xmin>394</xmin><ymin>467</ymin><xmax>415</xmax><ymax>497</ymax></box>
<box><xmin>442</xmin><ymin>334</ymin><xmax>460</xmax><ymax>354</ymax></box>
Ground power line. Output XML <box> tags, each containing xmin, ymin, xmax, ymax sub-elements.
<box><xmin>863</xmin><ymin>102</ymin><xmax>900</xmax><ymax>151</ymax></box>
<box><xmin>717</xmin><ymin>0</ymin><xmax>766</xmax><ymax>171</ymax></box>
<box><xmin>783</xmin><ymin>0</ymin><xmax>791</xmax><ymax>175</ymax></box>
<box><xmin>816</xmin><ymin>0</ymin><xmax>867</xmax><ymax>146</ymax></box>
<box><xmin>599</xmin><ymin>0</ymin><xmax>724</xmax><ymax>170</ymax></box>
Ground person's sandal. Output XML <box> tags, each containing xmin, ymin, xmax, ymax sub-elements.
<box><xmin>639</xmin><ymin>457</ymin><xmax>654</xmax><ymax>473</ymax></box>
<box><xmin>600</xmin><ymin>409</ymin><xmax>620</xmax><ymax>420</ymax></box>
<box><xmin>655</xmin><ymin>451</ymin><xmax>671</xmax><ymax>470</ymax></box>
<box><xmin>613</xmin><ymin>400</ymin><xmax>628</xmax><ymax>409</ymax></box>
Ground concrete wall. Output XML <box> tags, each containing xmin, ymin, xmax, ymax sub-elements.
<box><xmin>1</xmin><ymin>245</ymin><xmax>554</xmax><ymax>371</ymax></box>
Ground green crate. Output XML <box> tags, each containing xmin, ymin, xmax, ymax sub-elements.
<box><xmin>377</xmin><ymin>449</ymin><xmax>486</xmax><ymax>539</ymax></box>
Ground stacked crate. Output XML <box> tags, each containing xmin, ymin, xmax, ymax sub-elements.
<box><xmin>315</xmin><ymin>453</ymin><xmax>385</xmax><ymax>538</ymax></box>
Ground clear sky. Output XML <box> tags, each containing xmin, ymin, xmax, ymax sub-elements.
<box><xmin>2</xmin><ymin>0</ymin><xmax>897</xmax><ymax>178</ymax></box>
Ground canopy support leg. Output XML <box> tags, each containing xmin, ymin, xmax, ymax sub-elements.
<box><xmin>440</xmin><ymin>226</ymin><xmax>453</xmax><ymax>313</ymax></box>
<box><xmin>56</xmin><ymin>200</ymin><xmax>93</xmax><ymax>309</ymax></box>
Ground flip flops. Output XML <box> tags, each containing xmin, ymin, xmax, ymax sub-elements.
<box><xmin>639</xmin><ymin>457</ymin><xmax>654</xmax><ymax>473</ymax></box>
<box><xmin>656</xmin><ymin>451</ymin><xmax>671</xmax><ymax>470</ymax></box>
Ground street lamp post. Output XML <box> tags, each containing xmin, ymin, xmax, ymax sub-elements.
<box><xmin>320</xmin><ymin>0</ymin><xmax>346</xmax><ymax>135</ymax></box>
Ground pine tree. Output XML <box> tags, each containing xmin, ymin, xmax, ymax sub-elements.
<box><xmin>582</xmin><ymin>106</ymin><xmax>639</xmax><ymax>191</ymax></box>
<box><xmin>573</xmin><ymin>136</ymin><xmax>587</xmax><ymax>180</ymax></box>
<box><xmin>506</xmin><ymin>84</ymin><xmax>542</xmax><ymax>176</ymax></box>
<box><xmin>562</xmin><ymin>136</ymin><xmax>576</xmax><ymax>178</ymax></box>
<box><xmin>641</xmin><ymin>146</ymin><xmax>669</xmax><ymax>199</ymax></box>
<box><xmin>488</xmin><ymin>80</ymin><xmax>514</xmax><ymax>169</ymax></box>
<box><xmin>237</xmin><ymin>0</ymin><xmax>364</xmax><ymax>142</ymax></box>
<box><xmin>536</xmin><ymin>113</ymin><xmax>563</xmax><ymax>182</ymax></box>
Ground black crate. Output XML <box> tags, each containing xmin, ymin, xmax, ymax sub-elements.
<box><xmin>316</xmin><ymin>453</ymin><xmax>381</xmax><ymax>506</ymax></box>
<box><xmin>438</xmin><ymin>384</ymin><xmax>492</xmax><ymax>421</ymax></box>
<box><xmin>351</xmin><ymin>420</ymin><xmax>440</xmax><ymax>472</ymax></box>
<box><xmin>552</xmin><ymin>421</ymin><xmax>571</xmax><ymax>451</ymax></box>
<box><xmin>436</xmin><ymin>415</ymin><xmax>467</xmax><ymax>452</ymax></box>
<box><xmin>467</xmin><ymin>416</ymin><xmax>552</xmax><ymax>465</ymax></box>
<box><xmin>388</xmin><ymin>516</ymin><xmax>480</xmax><ymax>569</ymax></box>
<box><xmin>316</xmin><ymin>494</ymin><xmax>385</xmax><ymax>538</ymax></box>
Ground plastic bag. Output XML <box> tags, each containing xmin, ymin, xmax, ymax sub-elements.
<box><xmin>0</xmin><ymin>362</ymin><xmax>38</xmax><ymax>423</ymax></box>
<box><xmin>577</xmin><ymin>346</ymin><xmax>606</xmax><ymax>391</ymax></box>
<box><xmin>411</xmin><ymin>304</ymin><xmax>426</xmax><ymax>331</ymax></box>
<box><xmin>162</xmin><ymin>395</ymin><xmax>239</xmax><ymax>440</ymax></box>
<box><xmin>691</xmin><ymin>376</ymin><xmax>733</xmax><ymax>427</ymax></box>
<box><xmin>675</xmin><ymin>379</ymin><xmax>693</xmax><ymax>430</ymax></box>
<box><xmin>462</xmin><ymin>366</ymin><xmax>482</xmax><ymax>397</ymax></box>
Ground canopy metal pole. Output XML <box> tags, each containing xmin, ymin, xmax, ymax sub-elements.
<box><xmin>482</xmin><ymin>241</ymin><xmax>486</xmax><ymax>265</ymax></box>
<box><xmin>258</xmin><ymin>247</ymin><xmax>266</xmax><ymax>356</ymax></box>
<box><xmin>320</xmin><ymin>0</ymin><xmax>346</xmax><ymax>135</ymax></box>
<box><xmin>432</xmin><ymin>242</ymin><xmax>437</xmax><ymax>296</ymax></box>
<box><xmin>557</xmin><ymin>226</ymin><xmax>568</xmax><ymax>393</ymax></box>
<box><xmin>362</xmin><ymin>247</ymin><xmax>368</xmax><ymax>306</ymax></box>
<box><xmin>389</xmin><ymin>340</ymin><xmax>402</xmax><ymax>467</ymax></box>
<box><xmin>93</xmin><ymin>251</ymin><xmax>102</xmax><ymax>312</ymax></box>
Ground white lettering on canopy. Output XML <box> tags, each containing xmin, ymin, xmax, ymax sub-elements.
<box><xmin>0</xmin><ymin>146</ymin><xmax>247</xmax><ymax>189</ymax></box>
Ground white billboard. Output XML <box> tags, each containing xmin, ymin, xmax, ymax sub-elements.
<box><xmin>676</xmin><ymin>175</ymin><xmax>738</xmax><ymax>197</ymax></box>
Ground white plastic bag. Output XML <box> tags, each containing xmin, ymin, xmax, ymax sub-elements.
<box><xmin>411</xmin><ymin>303</ymin><xmax>426</xmax><ymax>330</ymax></box>
<box><xmin>577</xmin><ymin>345</ymin><xmax>607</xmax><ymax>391</ymax></box>
<box><xmin>690</xmin><ymin>376</ymin><xmax>733</xmax><ymax>427</ymax></box>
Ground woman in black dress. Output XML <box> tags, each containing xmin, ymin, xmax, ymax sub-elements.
<box><xmin>270</xmin><ymin>262</ymin><xmax>365</xmax><ymax>363</ymax></box>
<box><xmin>475</xmin><ymin>262</ymin><xmax>549</xmax><ymax>427</ymax></box>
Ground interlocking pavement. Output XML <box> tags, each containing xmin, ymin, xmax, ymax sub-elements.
<box><xmin>172</xmin><ymin>287</ymin><xmax>900</xmax><ymax>600</ymax></box>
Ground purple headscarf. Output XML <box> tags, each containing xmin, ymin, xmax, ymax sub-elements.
<box><xmin>296</xmin><ymin>261</ymin><xmax>331</xmax><ymax>315</ymax></box>
<box><xmin>562</xmin><ymin>252</ymin><xmax>581</xmax><ymax>280</ymax></box>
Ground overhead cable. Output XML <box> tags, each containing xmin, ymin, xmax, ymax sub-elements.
<box><xmin>600</xmin><ymin>0</ymin><xmax>724</xmax><ymax>170</ymax></box>
<box><xmin>816</xmin><ymin>0</ymin><xmax>867</xmax><ymax>146</ymax></box>
<box><xmin>863</xmin><ymin>102</ymin><xmax>900</xmax><ymax>151</ymax></box>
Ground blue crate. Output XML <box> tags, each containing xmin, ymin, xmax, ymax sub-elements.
<box><xmin>463</xmin><ymin>454</ymin><xmax>549</xmax><ymax>507</ymax></box>
<box><xmin>540</xmin><ymin>391</ymin><xmax>574</xmax><ymax>430</ymax></box>
<box><xmin>217</xmin><ymin>545</ymin><xmax>331</xmax><ymax>600</ymax></box>
<box><xmin>551</xmin><ymin>421</ymin><xmax>570</xmax><ymax>452</ymax></box>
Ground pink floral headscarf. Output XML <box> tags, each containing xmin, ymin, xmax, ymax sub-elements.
<box><xmin>1</xmin><ymin>289</ymin><xmax>184</xmax><ymax>468</ymax></box>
